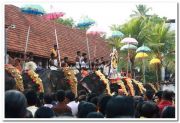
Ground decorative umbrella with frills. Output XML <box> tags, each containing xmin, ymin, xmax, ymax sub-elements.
<box><xmin>135</xmin><ymin>52</ymin><xmax>149</xmax><ymax>83</ymax></box>
<box><xmin>76</xmin><ymin>17</ymin><xmax>95</xmax><ymax>28</ymax></box>
<box><xmin>121</xmin><ymin>36</ymin><xmax>138</xmax><ymax>77</ymax></box>
<box><xmin>21</xmin><ymin>4</ymin><xmax>45</xmax><ymax>55</ymax></box>
<box><xmin>136</xmin><ymin>44</ymin><xmax>151</xmax><ymax>53</ymax></box>
<box><xmin>86</xmin><ymin>26</ymin><xmax>105</xmax><ymax>66</ymax></box>
<box><xmin>44</xmin><ymin>7</ymin><xmax>65</xmax><ymax>67</ymax></box>
<box><xmin>106</xmin><ymin>30</ymin><xmax>124</xmax><ymax>39</ymax></box>
<box><xmin>120</xmin><ymin>44</ymin><xmax>137</xmax><ymax>51</ymax></box>
<box><xmin>136</xmin><ymin>45</ymin><xmax>151</xmax><ymax>83</ymax></box>
<box><xmin>150</xmin><ymin>58</ymin><xmax>161</xmax><ymax>82</ymax></box>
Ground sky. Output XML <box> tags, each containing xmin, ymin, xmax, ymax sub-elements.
<box><xmin>9</xmin><ymin>1</ymin><xmax>178</xmax><ymax>33</ymax></box>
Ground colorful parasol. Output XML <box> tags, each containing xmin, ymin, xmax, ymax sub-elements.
<box><xmin>121</xmin><ymin>37</ymin><xmax>138</xmax><ymax>45</ymax></box>
<box><xmin>86</xmin><ymin>26</ymin><xmax>105</xmax><ymax>64</ymax></box>
<box><xmin>21</xmin><ymin>4</ymin><xmax>45</xmax><ymax>55</ymax></box>
<box><xmin>44</xmin><ymin>7</ymin><xmax>65</xmax><ymax>67</ymax></box>
<box><xmin>44</xmin><ymin>12</ymin><xmax>65</xmax><ymax>20</ymax></box>
<box><xmin>150</xmin><ymin>58</ymin><xmax>161</xmax><ymax>82</ymax></box>
<box><xmin>136</xmin><ymin>44</ymin><xmax>151</xmax><ymax>53</ymax></box>
<box><xmin>76</xmin><ymin>17</ymin><xmax>95</xmax><ymax>28</ymax></box>
<box><xmin>120</xmin><ymin>44</ymin><xmax>137</xmax><ymax>51</ymax></box>
<box><xmin>106</xmin><ymin>30</ymin><xmax>124</xmax><ymax>39</ymax></box>
<box><xmin>121</xmin><ymin>37</ymin><xmax>138</xmax><ymax>77</ymax></box>
<box><xmin>135</xmin><ymin>52</ymin><xmax>148</xmax><ymax>59</ymax></box>
<box><xmin>135</xmin><ymin>52</ymin><xmax>149</xmax><ymax>83</ymax></box>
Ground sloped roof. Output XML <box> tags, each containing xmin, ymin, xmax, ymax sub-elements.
<box><xmin>5</xmin><ymin>5</ymin><xmax>111</xmax><ymax>61</ymax></box>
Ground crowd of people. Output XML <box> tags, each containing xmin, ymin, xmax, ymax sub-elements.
<box><xmin>5</xmin><ymin>88</ymin><xmax>175</xmax><ymax>118</ymax></box>
<box><xmin>5</xmin><ymin>44</ymin><xmax>176</xmax><ymax>119</ymax></box>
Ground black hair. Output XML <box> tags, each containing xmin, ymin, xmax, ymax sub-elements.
<box><xmin>77</xmin><ymin>51</ymin><xmax>81</xmax><ymax>54</ymax></box>
<box><xmin>161</xmin><ymin>106</ymin><xmax>175</xmax><ymax>118</ymax></box>
<box><xmin>162</xmin><ymin>90</ymin><xmax>174</xmax><ymax>101</ymax></box>
<box><xmin>44</xmin><ymin>93</ymin><xmax>53</xmax><ymax>104</ymax></box>
<box><xmin>34</xmin><ymin>107</ymin><xmax>55</xmax><ymax>118</ymax></box>
<box><xmin>90</xmin><ymin>96</ymin><xmax>99</xmax><ymax>106</ymax></box>
<box><xmin>155</xmin><ymin>90</ymin><xmax>163</xmax><ymax>99</ymax></box>
<box><xmin>65</xmin><ymin>90</ymin><xmax>75</xmax><ymax>102</ymax></box>
<box><xmin>54</xmin><ymin>44</ymin><xmax>57</xmax><ymax>47</ymax></box>
<box><xmin>56</xmin><ymin>90</ymin><xmax>65</xmax><ymax>102</ymax></box>
<box><xmin>82</xmin><ymin>53</ymin><xmax>87</xmax><ymax>56</ymax></box>
<box><xmin>140</xmin><ymin>101</ymin><xmax>159</xmax><ymax>118</ymax></box>
<box><xmin>145</xmin><ymin>90</ymin><xmax>154</xmax><ymax>100</ymax></box>
<box><xmin>78</xmin><ymin>95</ymin><xmax>87</xmax><ymax>102</ymax></box>
<box><xmin>98</xmin><ymin>95</ymin><xmax>112</xmax><ymax>115</ymax></box>
<box><xmin>106</xmin><ymin>96</ymin><xmax>135</xmax><ymax>118</ymax></box>
<box><xmin>5</xmin><ymin>90</ymin><xmax>27</xmax><ymax>118</ymax></box>
<box><xmin>87</xmin><ymin>93</ymin><xmax>97</xmax><ymax>102</ymax></box>
<box><xmin>5</xmin><ymin>75</ymin><xmax>16</xmax><ymax>91</ymax></box>
<box><xmin>77</xmin><ymin>102</ymin><xmax>97</xmax><ymax>118</ymax></box>
<box><xmin>78</xmin><ymin>90</ymin><xmax>87</xmax><ymax>96</ymax></box>
<box><xmin>86</xmin><ymin>112</ymin><xmax>104</xmax><ymax>118</ymax></box>
<box><xmin>25</xmin><ymin>90</ymin><xmax>37</xmax><ymax>106</ymax></box>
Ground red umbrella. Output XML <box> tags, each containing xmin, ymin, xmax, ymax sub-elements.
<box><xmin>44</xmin><ymin>10</ymin><xmax>65</xmax><ymax>67</ymax></box>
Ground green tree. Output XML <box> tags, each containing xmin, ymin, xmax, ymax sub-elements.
<box><xmin>56</xmin><ymin>17</ymin><xmax>75</xmax><ymax>28</ymax></box>
<box><xmin>130</xmin><ymin>4</ymin><xmax>152</xmax><ymax>18</ymax></box>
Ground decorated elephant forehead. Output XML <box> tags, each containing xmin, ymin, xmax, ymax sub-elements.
<box><xmin>5</xmin><ymin>64</ymin><xmax>24</xmax><ymax>92</ymax></box>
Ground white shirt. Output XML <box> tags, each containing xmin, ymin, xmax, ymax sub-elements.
<box><xmin>67</xmin><ymin>101</ymin><xmax>79</xmax><ymax>117</ymax></box>
<box><xmin>44</xmin><ymin>104</ymin><xmax>53</xmax><ymax>108</ymax></box>
<box><xmin>50</xmin><ymin>66</ymin><xmax>58</xmax><ymax>70</ymax></box>
<box><xmin>27</xmin><ymin>105</ymin><xmax>38</xmax><ymax>117</ymax></box>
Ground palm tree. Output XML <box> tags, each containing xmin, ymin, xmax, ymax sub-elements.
<box><xmin>130</xmin><ymin>4</ymin><xmax>152</xmax><ymax>18</ymax></box>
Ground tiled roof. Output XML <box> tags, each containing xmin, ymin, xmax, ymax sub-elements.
<box><xmin>5</xmin><ymin>5</ymin><xmax>111</xmax><ymax>61</ymax></box>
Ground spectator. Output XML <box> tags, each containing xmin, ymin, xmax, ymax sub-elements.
<box><xmin>154</xmin><ymin>91</ymin><xmax>163</xmax><ymax>105</ymax></box>
<box><xmin>34</xmin><ymin>107</ymin><xmax>55</xmax><ymax>118</ymax></box>
<box><xmin>78</xmin><ymin>95</ymin><xmax>87</xmax><ymax>102</ymax></box>
<box><xmin>52</xmin><ymin>90</ymin><xmax>72</xmax><ymax>116</ymax></box>
<box><xmin>87</xmin><ymin>112</ymin><xmax>104</xmax><ymax>118</ymax></box>
<box><xmin>144</xmin><ymin>90</ymin><xmax>154</xmax><ymax>102</ymax></box>
<box><xmin>161</xmin><ymin>106</ymin><xmax>175</xmax><ymax>118</ymax></box>
<box><xmin>140</xmin><ymin>101</ymin><xmax>159</xmax><ymax>118</ymax></box>
<box><xmin>5</xmin><ymin>76</ymin><xmax>16</xmax><ymax>91</ymax></box>
<box><xmin>158</xmin><ymin>90</ymin><xmax>174</xmax><ymax>112</ymax></box>
<box><xmin>14</xmin><ymin>58</ymin><xmax>22</xmax><ymax>73</ymax></box>
<box><xmin>98</xmin><ymin>95</ymin><xmax>112</xmax><ymax>116</ymax></box>
<box><xmin>43</xmin><ymin>93</ymin><xmax>53</xmax><ymax>108</ymax></box>
<box><xmin>77</xmin><ymin>102</ymin><xmax>97</xmax><ymax>118</ymax></box>
<box><xmin>65</xmin><ymin>90</ymin><xmax>79</xmax><ymax>117</ymax></box>
<box><xmin>106</xmin><ymin>96</ymin><xmax>135</xmax><ymax>118</ymax></box>
<box><xmin>90</xmin><ymin>96</ymin><xmax>99</xmax><ymax>107</ymax></box>
<box><xmin>5</xmin><ymin>90</ymin><xmax>27</xmax><ymax>118</ymax></box>
<box><xmin>25</xmin><ymin>90</ymin><xmax>38</xmax><ymax>117</ymax></box>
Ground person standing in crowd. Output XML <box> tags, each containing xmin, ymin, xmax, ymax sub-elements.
<box><xmin>5</xmin><ymin>90</ymin><xmax>28</xmax><ymax>118</ymax></box>
<box><xmin>51</xmin><ymin>44</ymin><xmax>58</xmax><ymax>59</ymax></box>
<box><xmin>158</xmin><ymin>90</ymin><xmax>174</xmax><ymax>113</ymax></box>
<box><xmin>75</xmin><ymin>51</ymin><xmax>82</xmax><ymax>70</ymax></box>
<box><xmin>52</xmin><ymin>90</ymin><xmax>72</xmax><ymax>116</ymax></box>
<box><xmin>49</xmin><ymin>53</ymin><xmax>59</xmax><ymax>70</ymax></box>
<box><xmin>25</xmin><ymin>90</ymin><xmax>39</xmax><ymax>117</ymax></box>
<box><xmin>65</xmin><ymin>90</ymin><xmax>79</xmax><ymax>117</ymax></box>
<box><xmin>14</xmin><ymin>58</ymin><xmax>22</xmax><ymax>73</ymax></box>
<box><xmin>144</xmin><ymin>90</ymin><xmax>155</xmax><ymax>102</ymax></box>
<box><xmin>43</xmin><ymin>93</ymin><xmax>54</xmax><ymax>109</ymax></box>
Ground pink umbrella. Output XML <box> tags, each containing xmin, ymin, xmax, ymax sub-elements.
<box><xmin>44</xmin><ymin>11</ymin><xmax>65</xmax><ymax>67</ymax></box>
<box><xmin>86</xmin><ymin>26</ymin><xmax>105</xmax><ymax>63</ymax></box>
<box><xmin>121</xmin><ymin>37</ymin><xmax>138</xmax><ymax>45</ymax></box>
<box><xmin>44</xmin><ymin>12</ymin><xmax>65</xmax><ymax>20</ymax></box>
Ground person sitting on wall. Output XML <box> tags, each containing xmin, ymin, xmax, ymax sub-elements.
<box><xmin>75</xmin><ymin>51</ymin><xmax>82</xmax><ymax>70</ymax></box>
<box><xmin>14</xmin><ymin>58</ymin><xmax>22</xmax><ymax>73</ymax></box>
